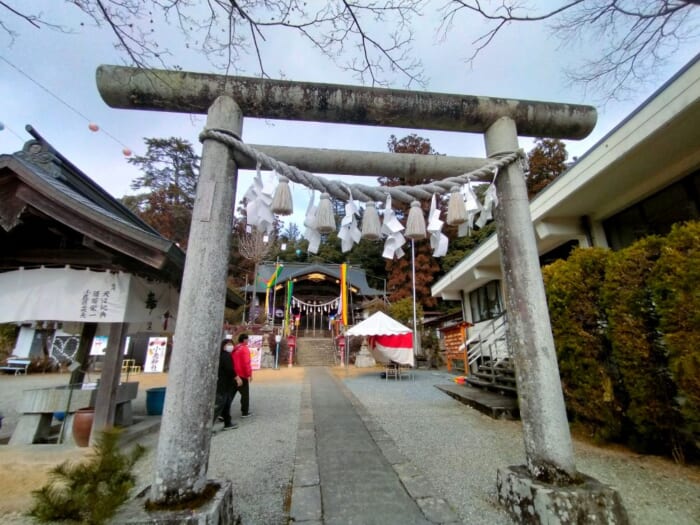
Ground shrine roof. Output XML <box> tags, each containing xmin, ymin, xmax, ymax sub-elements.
<box><xmin>2</xmin><ymin>128</ymin><xmax>199</xmax><ymax>294</ymax></box>
<box><xmin>245</xmin><ymin>262</ymin><xmax>383</xmax><ymax>296</ymax></box>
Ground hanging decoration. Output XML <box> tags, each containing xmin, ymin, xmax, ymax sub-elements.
<box><xmin>210</xmin><ymin>129</ymin><xmax>521</xmax><ymax>261</ymax></box>
<box><xmin>271</xmin><ymin>173</ymin><xmax>294</xmax><ymax>215</ymax></box>
<box><xmin>476</xmin><ymin>168</ymin><xmax>500</xmax><ymax>228</ymax></box>
<box><xmin>302</xmin><ymin>191</ymin><xmax>321</xmax><ymax>254</ymax></box>
<box><xmin>339</xmin><ymin>263</ymin><xmax>349</xmax><ymax>326</ymax></box>
<box><xmin>284</xmin><ymin>280</ymin><xmax>294</xmax><ymax>334</ymax></box>
<box><xmin>338</xmin><ymin>188</ymin><xmax>361</xmax><ymax>253</ymax></box>
<box><xmin>381</xmin><ymin>195</ymin><xmax>406</xmax><ymax>260</ymax></box>
<box><xmin>264</xmin><ymin>263</ymin><xmax>283</xmax><ymax>320</ymax></box>
<box><xmin>244</xmin><ymin>163</ymin><xmax>276</xmax><ymax>234</ymax></box>
<box><xmin>361</xmin><ymin>201</ymin><xmax>381</xmax><ymax>240</ymax></box>
<box><xmin>427</xmin><ymin>194</ymin><xmax>448</xmax><ymax>257</ymax></box>
<box><xmin>446</xmin><ymin>186</ymin><xmax>468</xmax><ymax>225</ymax></box>
<box><xmin>315</xmin><ymin>192</ymin><xmax>336</xmax><ymax>234</ymax></box>
<box><xmin>458</xmin><ymin>180</ymin><xmax>482</xmax><ymax>238</ymax></box>
<box><xmin>88</xmin><ymin>123</ymin><xmax>99</xmax><ymax>132</ymax></box>
<box><xmin>292</xmin><ymin>296</ymin><xmax>339</xmax><ymax>310</ymax></box>
<box><xmin>405</xmin><ymin>200</ymin><xmax>427</xmax><ymax>240</ymax></box>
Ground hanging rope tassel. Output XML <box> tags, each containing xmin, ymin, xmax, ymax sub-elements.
<box><xmin>315</xmin><ymin>192</ymin><xmax>336</xmax><ymax>234</ymax></box>
<box><xmin>361</xmin><ymin>201</ymin><xmax>382</xmax><ymax>240</ymax></box>
<box><xmin>446</xmin><ymin>186</ymin><xmax>468</xmax><ymax>225</ymax></box>
<box><xmin>271</xmin><ymin>174</ymin><xmax>293</xmax><ymax>215</ymax></box>
<box><xmin>405</xmin><ymin>200</ymin><xmax>427</xmax><ymax>240</ymax></box>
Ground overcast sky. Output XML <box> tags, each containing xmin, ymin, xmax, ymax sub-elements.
<box><xmin>2</xmin><ymin>2</ymin><xmax>698</xmax><ymax>228</ymax></box>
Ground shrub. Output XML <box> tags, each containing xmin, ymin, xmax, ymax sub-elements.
<box><xmin>602</xmin><ymin>236</ymin><xmax>682</xmax><ymax>455</ymax></box>
<box><xmin>29</xmin><ymin>429</ymin><xmax>145</xmax><ymax>524</ymax></box>
<box><xmin>649</xmin><ymin>221</ymin><xmax>700</xmax><ymax>458</ymax></box>
<box><xmin>389</xmin><ymin>297</ymin><xmax>423</xmax><ymax>328</ymax></box>
<box><xmin>0</xmin><ymin>323</ymin><xmax>18</xmax><ymax>362</ymax></box>
<box><xmin>543</xmin><ymin>247</ymin><xmax>621</xmax><ymax>440</ymax></box>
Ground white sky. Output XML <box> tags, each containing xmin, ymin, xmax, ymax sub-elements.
<box><xmin>1</xmin><ymin>2</ymin><xmax>698</xmax><ymax>228</ymax></box>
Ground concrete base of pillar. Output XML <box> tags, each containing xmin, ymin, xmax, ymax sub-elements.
<box><xmin>497</xmin><ymin>465</ymin><xmax>629</xmax><ymax>525</ymax></box>
<box><xmin>111</xmin><ymin>480</ymin><xmax>234</xmax><ymax>524</ymax></box>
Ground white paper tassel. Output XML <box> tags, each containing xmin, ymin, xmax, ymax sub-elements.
<box><xmin>427</xmin><ymin>194</ymin><xmax>448</xmax><ymax>257</ymax></box>
<box><xmin>381</xmin><ymin>195</ymin><xmax>406</xmax><ymax>259</ymax></box>
<box><xmin>446</xmin><ymin>186</ymin><xmax>468</xmax><ymax>225</ymax></box>
<box><xmin>338</xmin><ymin>188</ymin><xmax>361</xmax><ymax>252</ymax></box>
<box><xmin>361</xmin><ymin>202</ymin><xmax>381</xmax><ymax>240</ymax></box>
<box><xmin>243</xmin><ymin>162</ymin><xmax>275</xmax><ymax>233</ymax></box>
<box><xmin>315</xmin><ymin>193</ymin><xmax>336</xmax><ymax>234</ymax></box>
<box><xmin>405</xmin><ymin>200</ymin><xmax>426</xmax><ymax>240</ymax></box>
<box><xmin>271</xmin><ymin>175</ymin><xmax>293</xmax><ymax>215</ymax></box>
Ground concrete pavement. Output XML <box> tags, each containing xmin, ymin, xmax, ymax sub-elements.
<box><xmin>290</xmin><ymin>368</ymin><xmax>460</xmax><ymax>525</ymax></box>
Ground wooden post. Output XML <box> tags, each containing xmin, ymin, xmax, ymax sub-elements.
<box><xmin>90</xmin><ymin>322</ymin><xmax>127</xmax><ymax>444</ymax></box>
<box><xmin>69</xmin><ymin>322</ymin><xmax>97</xmax><ymax>385</ymax></box>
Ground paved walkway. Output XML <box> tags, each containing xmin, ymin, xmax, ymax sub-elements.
<box><xmin>290</xmin><ymin>368</ymin><xmax>459</xmax><ymax>525</ymax></box>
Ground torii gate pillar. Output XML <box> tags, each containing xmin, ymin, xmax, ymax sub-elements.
<box><xmin>485</xmin><ymin>117</ymin><xmax>628</xmax><ymax>523</ymax></box>
<box><xmin>151</xmin><ymin>96</ymin><xmax>241</xmax><ymax>506</ymax></box>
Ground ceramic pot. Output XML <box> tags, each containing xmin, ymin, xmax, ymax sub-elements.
<box><xmin>72</xmin><ymin>407</ymin><xmax>95</xmax><ymax>447</ymax></box>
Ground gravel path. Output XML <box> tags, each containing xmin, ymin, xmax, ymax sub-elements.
<box><xmin>1</xmin><ymin>367</ymin><xmax>699</xmax><ymax>524</ymax></box>
<box><xmin>342</xmin><ymin>369</ymin><xmax>700</xmax><ymax>525</ymax></box>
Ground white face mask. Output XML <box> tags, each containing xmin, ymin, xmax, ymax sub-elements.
<box><xmin>224</xmin><ymin>344</ymin><xmax>234</xmax><ymax>352</ymax></box>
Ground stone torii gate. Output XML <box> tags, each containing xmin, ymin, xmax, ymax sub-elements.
<box><xmin>97</xmin><ymin>65</ymin><xmax>627</xmax><ymax>523</ymax></box>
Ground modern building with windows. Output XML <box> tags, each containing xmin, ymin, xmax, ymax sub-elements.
<box><xmin>432</xmin><ymin>54</ymin><xmax>700</xmax><ymax>356</ymax></box>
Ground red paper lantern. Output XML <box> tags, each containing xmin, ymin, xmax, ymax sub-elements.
<box><xmin>88</xmin><ymin>123</ymin><xmax>99</xmax><ymax>132</ymax></box>
<box><xmin>122</xmin><ymin>148</ymin><xmax>132</xmax><ymax>157</ymax></box>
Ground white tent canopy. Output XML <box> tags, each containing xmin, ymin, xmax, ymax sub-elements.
<box><xmin>346</xmin><ymin>311</ymin><xmax>412</xmax><ymax>336</ymax></box>
<box><xmin>347</xmin><ymin>311</ymin><xmax>415</xmax><ymax>366</ymax></box>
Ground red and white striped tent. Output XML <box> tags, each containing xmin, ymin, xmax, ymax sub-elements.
<box><xmin>346</xmin><ymin>311</ymin><xmax>415</xmax><ymax>366</ymax></box>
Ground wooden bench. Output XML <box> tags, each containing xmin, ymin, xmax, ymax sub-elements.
<box><xmin>0</xmin><ymin>358</ymin><xmax>31</xmax><ymax>375</ymax></box>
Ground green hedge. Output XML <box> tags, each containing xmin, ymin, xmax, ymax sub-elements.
<box><xmin>649</xmin><ymin>221</ymin><xmax>700</xmax><ymax>454</ymax></box>
<box><xmin>543</xmin><ymin>222</ymin><xmax>699</xmax><ymax>460</ymax></box>
<box><xmin>542</xmin><ymin>248</ymin><xmax>621</xmax><ymax>441</ymax></box>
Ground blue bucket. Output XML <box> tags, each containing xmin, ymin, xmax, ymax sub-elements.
<box><xmin>146</xmin><ymin>387</ymin><xmax>167</xmax><ymax>415</ymax></box>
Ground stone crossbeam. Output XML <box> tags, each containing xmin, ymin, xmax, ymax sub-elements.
<box><xmin>96</xmin><ymin>65</ymin><xmax>596</xmax><ymax>140</ymax></box>
<box><xmin>241</xmin><ymin>145</ymin><xmax>490</xmax><ymax>181</ymax></box>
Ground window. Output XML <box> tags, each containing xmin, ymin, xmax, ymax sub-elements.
<box><xmin>469</xmin><ymin>280</ymin><xmax>504</xmax><ymax>323</ymax></box>
<box><xmin>604</xmin><ymin>171</ymin><xmax>700</xmax><ymax>250</ymax></box>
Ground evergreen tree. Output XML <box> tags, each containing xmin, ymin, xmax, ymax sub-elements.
<box><xmin>121</xmin><ymin>137</ymin><xmax>200</xmax><ymax>249</ymax></box>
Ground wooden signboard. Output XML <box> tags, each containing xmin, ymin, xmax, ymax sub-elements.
<box><xmin>441</xmin><ymin>322</ymin><xmax>470</xmax><ymax>372</ymax></box>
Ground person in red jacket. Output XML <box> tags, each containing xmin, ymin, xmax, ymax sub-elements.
<box><xmin>231</xmin><ymin>333</ymin><xmax>253</xmax><ymax>417</ymax></box>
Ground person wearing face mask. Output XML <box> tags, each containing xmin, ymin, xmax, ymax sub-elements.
<box><xmin>231</xmin><ymin>333</ymin><xmax>253</xmax><ymax>418</ymax></box>
<box><xmin>213</xmin><ymin>338</ymin><xmax>241</xmax><ymax>430</ymax></box>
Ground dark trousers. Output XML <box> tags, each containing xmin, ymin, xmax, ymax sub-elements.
<box><xmin>233</xmin><ymin>378</ymin><xmax>250</xmax><ymax>415</ymax></box>
<box><xmin>213</xmin><ymin>389</ymin><xmax>234</xmax><ymax>426</ymax></box>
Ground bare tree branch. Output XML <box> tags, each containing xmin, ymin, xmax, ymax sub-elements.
<box><xmin>1</xmin><ymin>1</ymin><xmax>425</xmax><ymax>87</ymax></box>
<box><xmin>238</xmin><ymin>227</ymin><xmax>273</xmax><ymax>265</ymax></box>
<box><xmin>438</xmin><ymin>0</ymin><xmax>700</xmax><ymax>102</ymax></box>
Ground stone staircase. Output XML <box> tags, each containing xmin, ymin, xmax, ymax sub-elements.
<box><xmin>295</xmin><ymin>338</ymin><xmax>337</xmax><ymax>366</ymax></box>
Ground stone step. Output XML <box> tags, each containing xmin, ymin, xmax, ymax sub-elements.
<box><xmin>296</xmin><ymin>338</ymin><xmax>337</xmax><ymax>367</ymax></box>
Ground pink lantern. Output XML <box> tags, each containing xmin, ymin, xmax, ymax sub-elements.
<box><xmin>88</xmin><ymin>123</ymin><xmax>99</xmax><ymax>132</ymax></box>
